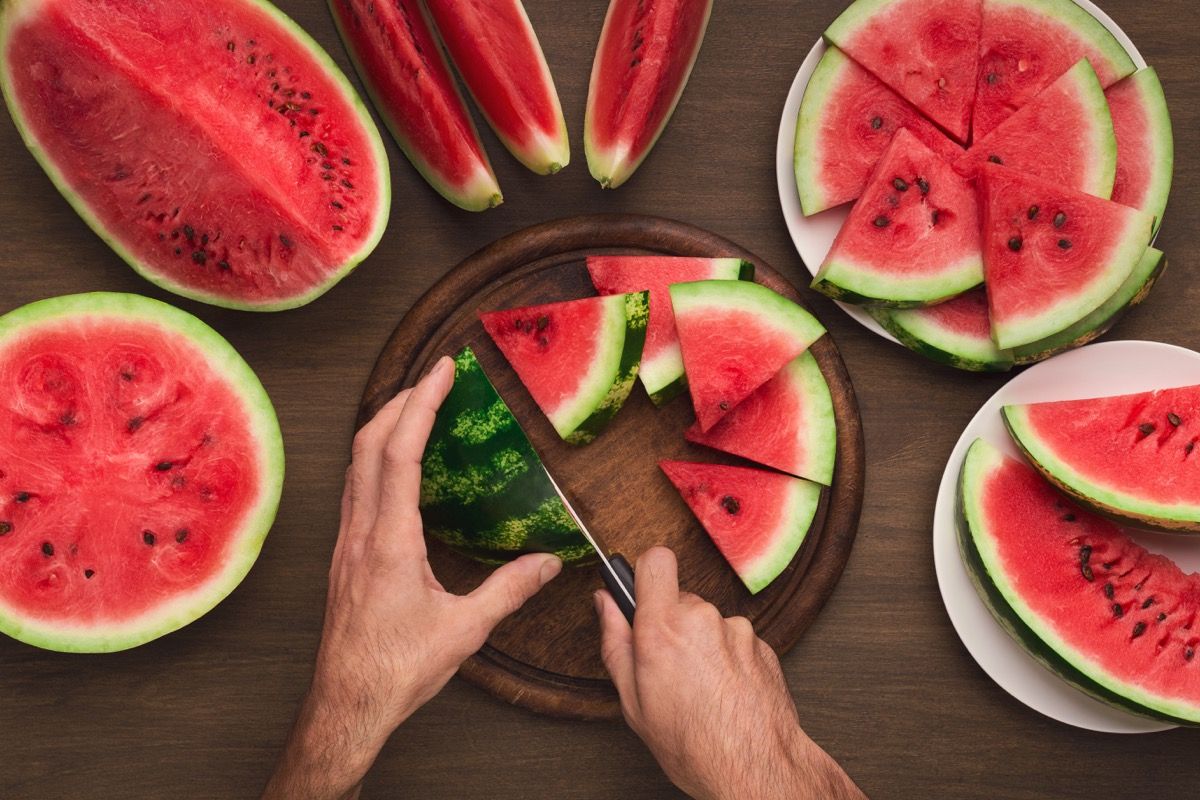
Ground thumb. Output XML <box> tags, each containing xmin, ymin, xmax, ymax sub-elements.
<box><xmin>595</xmin><ymin>590</ymin><xmax>638</xmax><ymax>719</ymax></box>
<box><xmin>466</xmin><ymin>553</ymin><xmax>562</xmax><ymax>633</ymax></box>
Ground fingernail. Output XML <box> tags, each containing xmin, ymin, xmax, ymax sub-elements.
<box><xmin>592</xmin><ymin>590</ymin><xmax>604</xmax><ymax>615</ymax></box>
<box><xmin>432</xmin><ymin>356</ymin><xmax>453</xmax><ymax>379</ymax></box>
<box><xmin>539</xmin><ymin>556</ymin><xmax>562</xmax><ymax>586</ymax></box>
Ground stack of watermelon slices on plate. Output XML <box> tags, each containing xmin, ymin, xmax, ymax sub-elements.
<box><xmin>794</xmin><ymin>0</ymin><xmax>1173</xmax><ymax>372</ymax></box>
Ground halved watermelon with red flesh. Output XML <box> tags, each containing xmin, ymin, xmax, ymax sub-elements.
<box><xmin>1</xmin><ymin>0</ymin><xmax>390</xmax><ymax>310</ymax></box>
<box><xmin>586</xmin><ymin>256</ymin><xmax>753</xmax><ymax>405</ymax></box>
<box><xmin>0</xmin><ymin>293</ymin><xmax>284</xmax><ymax>652</ymax></box>
<box><xmin>661</xmin><ymin>461</ymin><xmax>821</xmax><ymax>594</ymax></box>
<box><xmin>794</xmin><ymin>46</ymin><xmax>965</xmax><ymax>216</ymax></box>
<box><xmin>423</xmin><ymin>0</ymin><xmax>568</xmax><ymax>175</ymax></box>
<box><xmin>980</xmin><ymin>164</ymin><xmax>1152</xmax><ymax>349</ymax></box>
<box><xmin>824</xmin><ymin>0</ymin><xmax>981</xmax><ymax>143</ymax></box>
<box><xmin>972</xmin><ymin>0</ymin><xmax>1135</xmax><ymax>139</ymax></box>
<box><xmin>1004</xmin><ymin>384</ymin><xmax>1200</xmax><ymax>532</ymax></box>
<box><xmin>1107</xmin><ymin>68</ymin><xmax>1174</xmax><ymax>237</ymax></box>
<box><xmin>670</xmin><ymin>281</ymin><xmax>826</xmax><ymax>432</ymax></box>
<box><xmin>869</xmin><ymin>288</ymin><xmax>1014</xmax><ymax>372</ymax></box>
<box><xmin>584</xmin><ymin>0</ymin><xmax>713</xmax><ymax>189</ymax></box>
<box><xmin>685</xmin><ymin>352</ymin><xmax>837</xmax><ymax>486</ymax></box>
<box><xmin>329</xmin><ymin>0</ymin><xmax>499</xmax><ymax>211</ymax></box>
<box><xmin>957</xmin><ymin>59</ymin><xmax>1116</xmax><ymax>199</ymax></box>
<box><xmin>479</xmin><ymin>292</ymin><xmax>648</xmax><ymax>445</ymax></box>
<box><xmin>813</xmin><ymin>128</ymin><xmax>982</xmax><ymax>307</ymax></box>
<box><xmin>959</xmin><ymin>439</ymin><xmax>1200</xmax><ymax>725</ymax></box>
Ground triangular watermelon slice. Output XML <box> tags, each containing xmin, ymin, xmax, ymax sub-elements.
<box><xmin>812</xmin><ymin>128</ymin><xmax>982</xmax><ymax>307</ymax></box>
<box><xmin>979</xmin><ymin>164</ymin><xmax>1152</xmax><ymax>349</ymax></box>
<box><xmin>685</xmin><ymin>352</ymin><xmax>837</xmax><ymax>486</ymax></box>
<box><xmin>869</xmin><ymin>287</ymin><xmax>1014</xmax><ymax>372</ymax></box>
<box><xmin>824</xmin><ymin>0</ymin><xmax>981</xmax><ymax>143</ymax></box>
<box><xmin>660</xmin><ymin>461</ymin><xmax>821</xmax><ymax>594</ymax></box>
<box><xmin>957</xmin><ymin>59</ymin><xmax>1116</xmax><ymax>199</ymax></box>
<box><xmin>479</xmin><ymin>292</ymin><xmax>648</xmax><ymax>445</ymax></box>
<box><xmin>586</xmin><ymin>256</ymin><xmax>754</xmax><ymax>405</ymax></box>
<box><xmin>670</xmin><ymin>280</ymin><xmax>826</xmax><ymax>432</ymax></box>
<box><xmin>1106</xmin><ymin>68</ymin><xmax>1174</xmax><ymax>237</ymax></box>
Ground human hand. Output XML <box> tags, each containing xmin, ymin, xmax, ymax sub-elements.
<box><xmin>263</xmin><ymin>356</ymin><xmax>563</xmax><ymax>800</ymax></box>
<box><xmin>596</xmin><ymin>547</ymin><xmax>865</xmax><ymax>800</ymax></box>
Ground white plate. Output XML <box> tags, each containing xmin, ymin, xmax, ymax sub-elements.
<box><xmin>774</xmin><ymin>2</ymin><xmax>1148</xmax><ymax>342</ymax></box>
<box><xmin>933</xmin><ymin>340</ymin><xmax>1200</xmax><ymax>733</ymax></box>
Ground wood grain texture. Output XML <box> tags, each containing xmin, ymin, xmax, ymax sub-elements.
<box><xmin>0</xmin><ymin>0</ymin><xmax>1197</xmax><ymax>797</ymax></box>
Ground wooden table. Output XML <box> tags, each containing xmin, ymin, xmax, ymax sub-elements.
<box><xmin>0</xmin><ymin>1</ymin><xmax>1196</xmax><ymax>797</ymax></box>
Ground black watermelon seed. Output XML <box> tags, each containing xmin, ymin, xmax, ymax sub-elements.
<box><xmin>1159</xmin><ymin>612</ymin><xmax>1168</xmax><ymax>622</ymax></box>
<box><xmin>1103</xmin><ymin>561</ymin><xmax>1114</xmax><ymax>570</ymax></box>
<box><xmin>155</xmin><ymin>461</ymin><xmax>173</xmax><ymax>471</ymax></box>
<box><xmin>1057</xmin><ymin>239</ymin><xmax>1072</xmax><ymax>250</ymax></box>
<box><xmin>537</xmin><ymin>336</ymin><xmax>548</xmax><ymax>347</ymax></box>
<box><xmin>536</xmin><ymin>316</ymin><xmax>549</xmax><ymax>331</ymax></box>
<box><xmin>1112</xmin><ymin>603</ymin><xmax>1124</xmax><ymax>619</ymax></box>
<box><xmin>917</xmin><ymin>178</ymin><xmax>930</xmax><ymax>194</ymax></box>
<box><xmin>174</xmin><ymin>248</ymin><xmax>182</xmax><ymax>255</ymax></box>
<box><xmin>1188</xmin><ymin>647</ymin><xmax>1196</xmax><ymax>662</ymax></box>
<box><xmin>312</xmin><ymin>142</ymin><xmax>328</xmax><ymax>157</ymax></box>
<box><xmin>41</xmin><ymin>541</ymin><xmax>53</xmax><ymax>557</ymax></box>
<box><xmin>1007</xmin><ymin>237</ymin><xmax>1022</xmax><ymax>252</ymax></box>
<box><xmin>873</xmin><ymin>215</ymin><xmax>890</xmax><ymax>228</ymax></box>
<box><xmin>1169</xmin><ymin>412</ymin><xmax>1182</xmax><ymax>427</ymax></box>
<box><xmin>226</xmin><ymin>41</ymin><xmax>235</xmax><ymax>51</ymax></box>
<box><xmin>1027</xmin><ymin>205</ymin><xmax>1039</xmax><ymax>220</ymax></box>
<box><xmin>986</xmin><ymin>72</ymin><xmax>998</xmax><ymax>85</ymax></box>
<box><xmin>331</xmin><ymin>225</ymin><xmax>343</xmax><ymax>232</ymax></box>
<box><xmin>299</xmin><ymin>130</ymin><xmax>310</xmax><ymax>138</ymax></box>
<box><xmin>1132</xmin><ymin>622</ymin><xmax>1147</xmax><ymax>639</ymax></box>
<box><xmin>330</xmin><ymin>201</ymin><xmax>343</xmax><ymax>209</ymax></box>
<box><xmin>1103</xmin><ymin>582</ymin><xmax>1114</xmax><ymax>598</ymax></box>
<box><xmin>892</xmin><ymin>178</ymin><xmax>909</xmax><ymax>192</ymax></box>
<box><xmin>280</xmin><ymin>234</ymin><xmax>294</xmax><ymax>249</ymax></box>
<box><xmin>1063</xmin><ymin>513</ymin><xmax>1076</xmax><ymax>522</ymax></box>
<box><xmin>84</xmin><ymin>569</ymin><xmax>94</xmax><ymax>579</ymax></box>
<box><xmin>192</xmin><ymin>251</ymin><xmax>206</xmax><ymax>265</ymax></box>
<box><xmin>218</xmin><ymin>261</ymin><xmax>232</xmax><ymax>272</ymax></box>
<box><xmin>15</xmin><ymin>492</ymin><xmax>29</xmax><ymax>503</ymax></box>
<box><xmin>183</xmin><ymin>224</ymin><xmax>194</xmax><ymax>240</ymax></box>
<box><xmin>1079</xmin><ymin>545</ymin><xmax>1093</xmax><ymax>581</ymax></box>
<box><xmin>870</xmin><ymin>116</ymin><xmax>883</xmax><ymax>130</ymax></box>
<box><xmin>175</xmin><ymin>528</ymin><xmax>189</xmax><ymax>543</ymax></box>
<box><xmin>988</xmin><ymin>155</ymin><xmax>1003</xmax><ymax>164</ymax></box>
<box><xmin>143</xmin><ymin>530</ymin><xmax>156</xmax><ymax>546</ymax></box>
<box><xmin>341</xmin><ymin>179</ymin><xmax>354</xmax><ymax>189</ymax></box>
<box><xmin>1187</xmin><ymin>442</ymin><xmax>1196</xmax><ymax>455</ymax></box>
<box><xmin>718</xmin><ymin>401</ymin><xmax>730</xmax><ymax>411</ymax></box>
<box><xmin>1053</xmin><ymin>211</ymin><xmax>1067</xmax><ymax>228</ymax></box>
<box><xmin>720</xmin><ymin>495</ymin><xmax>741</xmax><ymax>515</ymax></box>
<box><xmin>1143</xmin><ymin>596</ymin><xmax>1156</xmax><ymax>609</ymax></box>
<box><xmin>1139</xmin><ymin>423</ymin><xmax>1156</xmax><ymax>436</ymax></box>
<box><xmin>0</xmin><ymin>521</ymin><xmax>9</xmax><ymax>535</ymax></box>
<box><xmin>930</xmin><ymin>210</ymin><xmax>941</xmax><ymax>226</ymax></box>
<box><xmin>60</xmin><ymin>412</ymin><xmax>75</xmax><ymax>426</ymax></box>
<box><xmin>127</xmin><ymin>417</ymin><xmax>143</xmax><ymax>432</ymax></box>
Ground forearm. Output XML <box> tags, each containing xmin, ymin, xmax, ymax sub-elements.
<box><xmin>701</xmin><ymin>728</ymin><xmax>866</xmax><ymax>800</ymax></box>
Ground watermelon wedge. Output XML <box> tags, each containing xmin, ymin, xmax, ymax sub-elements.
<box><xmin>424</xmin><ymin>0</ymin><xmax>569</xmax><ymax>175</ymax></box>
<box><xmin>584</xmin><ymin>0</ymin><xmax>713</xmax><ymax>188</ymax></box>
<box><xmin>670</xmin><ymin>281</ymin><xmax>826</xmax><ymax>432</ymax></box>
<box><xmin>958</xmin><ymin>438</ymin><xmax>1200</xmax><ymax>725</ymax></box>
<box><xmin>957</xmin><ymin>59</ymin><xmax>1116</xmax><ymax>199</ymax></box>
<box><xmin>1107</xmin><ymin>68</ymin><xmax>1174</xmax><ymax>237</ymax></box>
<box><xmin>973</xmin><ymin>0</ymin><xmax>1135</xmax><ymax>139</ymax></box>
<box><xmin>979</xmin><ymin>164</ymin><xmax>1153</xmax><ymax>349</ymax></box>
<box><xmin>793</xmin><ymin>46</ymin><xmax>965</xmax><ymax>216</ymax></box>
<box><xmin>0</xmin><ymin>293</ymin><xmax>284</xmax><ymax>653</ymax></box>
<box><xmin>685</xmin><ymin>353</ymin><xmax>837</xmax><ymax>486</ymax></box>
<box><xmin>1004</xmin><ymin>385</ymin><xmax>1200</xmax><ymax>533</ymax></box>
<box><xmin>812</xmin><ymin>128</ymin><xmax>982</xmax><ymax>307</ymax></box>
<box><xmin>329</xmin><ymin>0</ymin><xmax>500</xmax><ymax>211</ymax></box>
<box><xmin>824</xmin><ymin>0</ymin><xmax>981</xmax><ymax>143</ymax></box>
<box><xmin>869</xmin><ymin>288</ymin><xmax>1014</xmax><ymax>372</ymax></box>
<box><xmin>479</xmin><ymin>292</ymin><xmax>648</xmax><ymax>445</ymax></box>
<box><xmin>1</xmin><ymin>0</ymin><xmax>390</xmax><ymax>310</ymax></box>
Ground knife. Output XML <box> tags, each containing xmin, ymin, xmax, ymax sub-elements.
<box><xmin>542</xmin><ymin>465</ymin><xmax>637</xmax><ymax>623</ymax></box>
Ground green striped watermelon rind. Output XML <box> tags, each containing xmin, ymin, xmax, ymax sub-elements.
<box><xmin>813</xmin><ymin>252</ymin><xmax>983</xmax><ymax>308</ymax></box>
<box><xmin>793</xmin><ymin>46</ymin><xmax>851</xmax><ymax>216</ymax></box>
<box><xmin>1110</xmin><ymin>67</ymin><xmax>1174</xmax><ymax>238</ymax></box>
<box><xmin>740</xmin><ymin>477</ymin><xmax>822</xmax><ymax>594</ymax></box>
<box><xmin>869</xmin><ymin>304</ymin><xmax>1015</xmax><ymax>373</ymax></box>
<box><xmin>0</xmin><ymin>292</ymin><xmax>285</xmax><ymax>653</ymax></box>
<box><xmin>957</xmin><ymin>439</ymin><xmax>1200</xmax><ymax>725</ymax></box>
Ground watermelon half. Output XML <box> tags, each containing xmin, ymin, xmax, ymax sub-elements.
<box><xmin>1004</xmin><ymin>385</ymin><xmax>1200</xmax><ymax>533</ymax></box>
<box><xmin>979</xmin><ymin>164</ymin><xmax>1153</xmax><ymax>349</ymax></box>
<box><xmin>1107</xmin><ymin>68</ymin><xmax>1174</xmax><ymax>237</ymax></box>
<box><xmin>586</xmin><ymin>256</ymin><xmax>753</xmax><ymax>405</ymax></box>
<box><xmin>1</xmin><ymin>0</ymin><xmax>390</xmax><ymax>310</ymax></box>
<box><xmin>661</xmin><ymin>461</ymin><xmax>821</xmax><ymax>594</ymax></box>
<box><xmin>0</xmin><ymin>293</ymin><xmax>284</xmax><ymax>653</ymax></box>
<box><xmin>479</xmin><ymin>292</ymin><xmax>649</xmax><ymax>445</ymax></box>
<box><xmin>958</xmin><ymin>439</ymin><xmax>1200</xmax><ymax>725</ymax></box>
<box><xmin>685</xmin><ymin>352</ymin><xmax>837</xmax><ymax>486</ymax></box>
<box><xmin>812</xmin><ymin>128</ymin><xmax>982</xmax><ymax>307</ymax></box>
<box><xmin>869</xmin><ymin>288</ymin><xmax>1014</xmax><ymax>372</ymax></box>
<box><xmin>670</xmin><ymin>280</ymin><xmax>826</xmax><ymax>432</ymax></box>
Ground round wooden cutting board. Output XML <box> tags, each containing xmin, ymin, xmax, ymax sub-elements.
<box><xmin>358</xmin><ymin>214</ymin><xmax>865</xmax><ymax>720</ymax></box>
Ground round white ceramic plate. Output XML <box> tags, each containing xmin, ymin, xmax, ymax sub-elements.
<box><xmin>932</xmin><ymin>340</ymin><xmax>1200</xmax><ymax>733</ymax></box>
<box><xmin>774</xmin><ymin>1</ymin><xmax>1148</xmax><ymax>342</ymax></box>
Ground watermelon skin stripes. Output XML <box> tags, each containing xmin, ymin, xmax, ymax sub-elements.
<box><xmin>870</xmin><ymin>288</ymin><xmax>1014</xmax><ymax>373</ymax></box>
<box><xmin>1107</xmin><ymin>68</ymin><xmax>1174</xmax><ymax>237</ymax></box>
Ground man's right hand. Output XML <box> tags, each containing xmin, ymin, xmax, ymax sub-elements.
<box><xmin>595</xmin><ymin>547</ymin><xmax>866</xmax><ymax>800</ymax></box>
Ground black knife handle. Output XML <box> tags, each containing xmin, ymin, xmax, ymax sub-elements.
<box><xmin>603</xmin><ymin>553</ymin><xmax>636</xmax><ymax>624</ymax></box>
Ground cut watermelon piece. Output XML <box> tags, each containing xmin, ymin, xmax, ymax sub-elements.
<box><xmin>330</xmin><ymin>0</ymin><xmax>500</xmax><ymax>211</ymax></box>
<box><xmin>824</xmin><ymin>0</ymin><xmax>981</xmax><ymax>143</ymax></box>
<box><xmin>980</xmin><ymin>164</ymin><xmax>1153</xmax><ymax>349</ymax></box>
<box><xmin>661</xmin><ymin>461</ymin><xmax>821</xmax><ymax>594</ymax></box>
<box><xmin>1107</xmin><ymin>68</ymin><xmax>1174</xmax><ymax>237</ymax></box>
<box><xmin>973</xmin><ymin>0</ymin><xmax>1135</xmax><ymax>139</ymax></box>
<box><xmin>584</xmin><ymin>0</ymin><xmax>713</xmax><ymax>188</ymax></box>
<box><xmin>670</xmin><ymin>281</ymin><xmax>826</xmax><ymax>432</ymax></box>
<box><xmin>0</xmin><ymin>293</ymin><xmax>284</xmax><ymax>652</ymax></box>
<box><xmin>813</xmin><ymin>128</ymin><xmax>982</xmax><ymax>306</ymax></box>
<box><xmin>1004</xmin><ymin>384</ymin><xmax>1200</xmax><ymax>532</ymax></box>
<box><xmin>957</xmin><ymin>59</ymin><xmax>1116</xmax><ymax>199</ymax></box>
<box><xmin>586</xmin><ymin>256</ymin><xmax>753</xmax><ymax>405</ymax></box>
<box><xmin>479</xmin><ymin>292</ymin><xmax>648</xmax><ymax>445</ymax></box>
<box><xmin>424</xmin><ymin>0</ymin><xmax>569</xmax><ymax>175</ymax></box>
<box><xmin>685</xmin><ymin>353</ymin><xmax>837</xmax><ymax>486</ymax></box>
<box><xmin>869</xmin><ymin>288</ymin><xmax>1014</xmax><ymax>372</ymax></box>
<box><xmin>793</xmin><ymin>46</ymin><xmax>965</xmax><ymax>216</ymax></box>
<box><xmin>1</xmin><ymin>0</ymin><xmax>390</xmax><ymax>310</ymax></box>
<box><xmin>958</xmin><ymin>439</ymin><xmax>1200</xmax><ymax>725</ymax></box>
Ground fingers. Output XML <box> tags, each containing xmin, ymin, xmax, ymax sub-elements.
<box><xmin>464</xmin><ymin>553</ymin><xmax>562</xmax><ymax>636</ymax></box>
<box><xmin>346</xmin><ymin>388</ymin><xmax>412</xmax><ymax>526</ymax></box>
<box><xmin>634</xmin><ymin>546</ymin><xmax>680</xmax><ymax>614</ymax></box>
<box><xmin>595</xmin><ymin>590</ymin><xmax>637</xmax><ymax>716</ymax></box>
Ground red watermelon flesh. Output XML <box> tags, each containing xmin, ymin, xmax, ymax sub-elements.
<box><xmin>660</xmin><ymin>461</ymin><xmax>821</xmax><ymax>594</ymax></box>
<box><xmin>1106</xmin><ymin>68</ymin><xmax>1173</xmax><ymax>237</ymax></box>
<box><xmin>824</xmin><ymin>0</ymin><xmax>981</xmax><ymax>143</ymax></box>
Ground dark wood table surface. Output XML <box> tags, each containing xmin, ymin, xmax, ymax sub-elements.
<box><xmin>1</xmin><ymin>1</ymin><xmax>1196</xmax><ymax>797</ymax></box>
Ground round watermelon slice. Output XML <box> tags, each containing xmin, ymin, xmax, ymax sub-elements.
<box><xmin>1107</xmin><ymin>68</ymin><xmax>1174</xmax><ymax>237</ymax></box>
<box><xmin>869</xmin><ymin>288</ymin><xmax>1014</xmax><ymax>372</ymax></box>
<box><xmin>660</xmin><ymin>461</ymin><xmax>821</xmax><ymax>595</ymax></box>
<box><xmin>0</xmin><ymin>293</ymin><xmax>284</xmax><ymax>653</ymax></box>
<box><xmin>479</xmin><ymin>292</ymin><xmax>649</xmax><ymax>445</ymax></box>
<box><xmin>1</xmin><ymin>0</ymin><xmax>390</xmax><ymax>310</ymax></box>
<box><xmin>958</xmin><ymin>439</ymin><xmax>1200</xmax><ymax>725</ymax></box>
